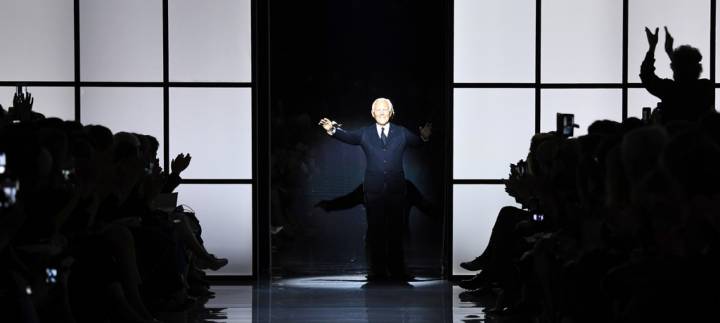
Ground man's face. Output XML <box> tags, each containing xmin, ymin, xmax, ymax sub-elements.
<box><xmin>372</xmin><ymin>103</ymin><xmax>392</xmax><ymax>126</ymax></box>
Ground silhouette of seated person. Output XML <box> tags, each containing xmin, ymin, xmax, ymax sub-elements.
<box><xmin>641</xmin><ymin>27</ymin><xmax>714</xmax><ymax>123</ymax></box>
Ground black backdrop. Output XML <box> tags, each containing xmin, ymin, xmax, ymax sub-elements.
<box><xmin>269</xmin><ymin>0</ymin><xmax>447</xmax><ymax>276</ymax></box>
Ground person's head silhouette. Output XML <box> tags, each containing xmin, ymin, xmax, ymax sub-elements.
<box><xmin>670</xmin><ymin>45</ymin><xmax>702</xmax><ymax>82</ymax></box>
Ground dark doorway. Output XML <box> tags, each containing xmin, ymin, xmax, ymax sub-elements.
<box><xmin>269</xmin><ymin>0</ymin><xmax>447</xmax><ymax>277</ymax></box>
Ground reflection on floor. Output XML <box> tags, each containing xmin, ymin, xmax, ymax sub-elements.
<box><xmin>173</xmin><ymin>276</ymin><xmax>527</xmax><ymax>322</ymax></box>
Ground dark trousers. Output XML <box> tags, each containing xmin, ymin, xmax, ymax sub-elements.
<box><xmin>364</xmin><ymin>191</ymin><xmax>407</xmax><ymax>276</ymax></box>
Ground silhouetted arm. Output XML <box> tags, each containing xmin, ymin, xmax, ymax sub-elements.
<box><xmin>640</xmin><ymin>27</ymin><xmax>672</xmax><ymax>99</ymax></box>
<box><xmin>316</xmin><ymin>184</ymin><xmax>365</xmax><ymax>212</ymax></box>
<box><xmin>406</xmin><ymin>180</ymin><xmax>435</xmax><ymax>217</ymax></box>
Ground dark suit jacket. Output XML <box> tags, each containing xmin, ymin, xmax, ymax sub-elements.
<box><xmin>332</xmin><ymin>123</ymin><xmax>423</xmax><ymax>195</ymax></box>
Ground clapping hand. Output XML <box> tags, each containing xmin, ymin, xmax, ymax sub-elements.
<box><xmin>664</xmin><ymin>26</ymin><xmax>674</xmax><ymax>58</ymax></box>
<box><xmin>645</xmin><ymin>26</ymin><xmax>659</xmax><ymax>49</ymax></box>
<box><xmin>171</xmin><ymin>153</ymin><xmax>192</xmax><ymax>175</ymax></box>
<box><xmin>419</xmin><ymin>122</ymin><xmax>432</xmax><ymax>141</ymax></box>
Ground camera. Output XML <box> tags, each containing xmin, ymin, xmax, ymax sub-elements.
<box><xmin>517</xmin><ymin>160</ymin><xmax>527</xmax><ymax>176</ymax></box>
<box><xmin>0</xmin><ymin>152</ymin><xmax>6</xmax><ymax>174</ymax></box>
<box><xmin>45</xmin><ymin>268</ymin><xmax>58</xmax><ymax>284</ymax></box>
<box><xmin>0</xmin><ymin>178</ymin><xmax>19</xmax><ymax>208</ymax></box>
<box><xmin>642</xmin><ymin>107</ymin><xmax>651</xmax><ymax>122</ymax></box>
<box><xmin>61</xmin><ymin>168</ymin><xmax>75</xmax><ymax>181</ymax></box>
<box><xmin>556</xmin><ymin>113</ymin><xmax>578</xmax><ymax>138</ymax></box>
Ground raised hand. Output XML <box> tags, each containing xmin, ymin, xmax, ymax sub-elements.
<box><xmin>419</xmin><ymin>122</ymin><xmax>432</xmax><ymax>140</ymax></box>
<box><xmin>12</xmin><ymin>91</ymin><xmax>34</xmax><ymax>122</ymax></box>
<box><xmin>318</xmin><ymin>117</ymin><xmax>336</xmax><ymax>133</ymax></box>
<box><xmin>664</xmin><ymin>26</ymin><xmax>674</xmax><ymax>58</ymax></box>
<box><xmin>171</xmin><ymin>153</ymin><xmax>192</xmax><ymax>175</ymax></box>
<box><xmin>13</xmin><ymin>91</ymin><xmax>33</xmax><ymax>110</ymax></box>
<box><xmin>645</xmin><ymin>27</ymin><xmax>659</xmax><ymax>49</ymax></box>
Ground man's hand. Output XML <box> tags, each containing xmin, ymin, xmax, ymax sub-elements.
<box><xmin>645</xmin><ymin>27</ymin><xmax>659</xmax><ymax>49</ymax></box>
<box><xmin>419</xmin><ymin>122</ymin><xmax>432</xmax><ymax>141</ymax></box>
<box><xmin>318</xmin><ymin>118</ymin><xmax>336</xmax><ymax>134</ymax></box>
<box><xmin>664</xmin><ymin>26</ymin><xmax>674</xmax><ymax>58</ymax></box>
<box><xmin>171</xmin><ymin>153</ymin><xmax>192</xmax><ymax>175</ymax></box>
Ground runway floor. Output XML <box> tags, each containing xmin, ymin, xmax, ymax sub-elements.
<box><xmin>166</xmin><ymin>275</ymin><xmax>527</xmax><ymax>323</ymax></box>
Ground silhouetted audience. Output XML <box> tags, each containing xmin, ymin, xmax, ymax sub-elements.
<box><xmin>458</xmin><ymin>28</ymin><xmax>719</xmax><ymax>323</ymax></box>
<box><xmin>0</xmin><ymin>90</ymin><xmax>228</xmax><ymax>323</ymax></box>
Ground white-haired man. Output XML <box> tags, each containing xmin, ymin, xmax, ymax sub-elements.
<box><xmin>319</xmin><ymin>98</ymin><xmax>431</xmax><ymax>281</ymax></box>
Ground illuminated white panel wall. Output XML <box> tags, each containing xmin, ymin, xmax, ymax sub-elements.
<box><xmin>454</xmin><ymin>0</ymin><xmax>535</xmax><ymax>83</ymax></box>
<box><xmin>454</xmin><ymin>89</ymin><xmax>534</xmax><ymax>179</ymax></box>
<box><xmin>541</xmin><ymin>0</ymin><xmax>623</xmax><ymax>83</ymax></box>
<box><xmin>0</xmin><ymin>87</ymin><xmax>75</xmax><ymax>121</ymax></box>
<box><xmin>453</xmin><ymin>185</ymin><xmax>519</xmax><ymax>275</ymax></box>
<box><xmin>169</xmin><ymin>88</ymin><xmax>252</xmax><ymax>179</ymax></box>
<box><xmin>628</xmin><ymin>88</ymin><xmax>660</xmax><ymax>120</ymax></box>
<box><xmin>81</xmin><ymin>87</ymin><xmax>165</xmax><ymax>165</ymax></box>
<box><xmin>80</xmin><ymin>0</ymin><xmax>163</xmax><ymax>82</ymax></box>
<box><xmin>176</xmin><ymin>184</ymin><xmax>253</xmax><ymax>275</ymax></box>
<box><xmin>0</xmin><ymin>0</ymin><xmax>74</xmax><ymax>81</ymax></box>
<box><xmin>169</xmin><ymin>0</ymin><xmax>252</xmax><ymax>82</ymax></box>
<box><xmin>629</xmin><ymin>0</ymin><xmax>710</xmax><ymax>82</ymax></box>
<box><xmin>541</xmin><ymin>89</ymin><xmax>622</xmax><ymax>136</ymax></box>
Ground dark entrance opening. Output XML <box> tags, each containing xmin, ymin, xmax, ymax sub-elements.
<box><xmin>269</xmin><ymin>0</ymin><xmax>447</xmax><ymax>278</ymax></box>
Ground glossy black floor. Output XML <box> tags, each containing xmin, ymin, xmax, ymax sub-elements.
<box><xmin>165</xmin><ymin>275</ymin><xmax>530</xmax><ymax>323</ymax></box>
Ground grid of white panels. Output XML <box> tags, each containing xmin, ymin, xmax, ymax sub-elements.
<box><xmin>452</xmin><ymin>0</ymin><xmax>717</xmax><ymax>275</ymax></box>
<box><xmin>0</xmin><ymin>1</ymin><xmax>254</xmax><ymax>276</ymax></box>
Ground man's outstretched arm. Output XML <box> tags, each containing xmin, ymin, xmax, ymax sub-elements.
<box><xmin>319</xmin><ymin>117</ymin><xmax>362</xmax><ymax>145</ymax></box>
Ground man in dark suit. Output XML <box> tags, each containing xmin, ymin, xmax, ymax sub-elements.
<box><xmin>319</xmin><ymin>98</ymin><xmax>431</xmax><ymax>281</ymax></box>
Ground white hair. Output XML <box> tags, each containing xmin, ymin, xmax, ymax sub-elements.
<box><xmin>371</xmin><ymin>98</ymin><xmax>394</xmax><ymax>115</ymax></box>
